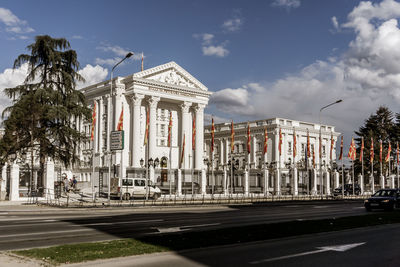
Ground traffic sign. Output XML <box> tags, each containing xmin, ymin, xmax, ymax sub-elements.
<box><xmin>110</xmin><ymin>130</ymin><xmax>124</xmax><ymax>150</ymax></box>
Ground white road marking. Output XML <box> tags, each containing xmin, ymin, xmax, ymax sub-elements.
<box><xmin>79</xmin><ymin>219</ymin><xmax>164</xmax><ymax>226</ymax></box>
<box><xmin>250</xmin><ymin>242</ymin><xmax>366</xmax><ymax>264</ymax></box>
<box><xmin>43</xmin><ymin>219</ymin><xmax>57</xmax><ymax>222</ymax></box>
<box><xmin>156</xmin><ymin>223</ymin><xmax>221</xmax><ymax>234</ymax></box>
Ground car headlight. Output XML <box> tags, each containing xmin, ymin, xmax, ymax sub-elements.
<box><xmin>382</xmin><ymin>199</ymin><xmax>390</xmax><ymax>203</ymax></box>
<box><xmin>364</xmin><ymin>200</ymin><xmax>369</xmax><ymax>203</ymax></box>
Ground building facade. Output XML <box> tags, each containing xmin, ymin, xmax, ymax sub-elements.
<box><xmin>79</xmin><ymin>62</ymin><xmax>211</xmax><ymax>194</ymax></box>
<box><xmin>203</xmin><ymin>118</ymin><xmax>341</xmax><ymax>195</ymax></box>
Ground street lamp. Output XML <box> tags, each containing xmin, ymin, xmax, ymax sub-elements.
<box><xmin>106</xmin><ymin>52</ymin><xmax>134</xmax><ymax>205</ymax></box>
<box><xmin>319</xmin><ymin>99</ymin><xmax>342</xmax><ymax>196</ymax></box>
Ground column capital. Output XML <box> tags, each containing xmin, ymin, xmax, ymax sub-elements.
<box><xmin>180</xmin><ymin>101</ymin><xmax>192</xmax><ymax>113</ymax></box>
<box><xmin>193</xmin><ymin>103</ymin><xmax>206</xmax><ymax>113</ymax></box>
<box><xmin>131</xmin><ymin>94</ymin><xmax>144</xmax><ymax>105</ymax></box>
<box><xmin>147</xmin><ymin>96</ymin><xmax>160</xmax><ymax>108</ymax></box>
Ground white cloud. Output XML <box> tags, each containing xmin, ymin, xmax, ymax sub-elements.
<box><xmin>331</xmin><ymin>16</ymin><xmax>340</xmax><ymax>31</ymax></box>
<box><xmin>72</xmin><ymin>35</ymin><xmax>83</xmax><ymax>39</ymax></box>
<box><xmin>271</xmin><ymin>0</ymin><xmax>301</xmax><ymax>9</ymax></box>
<box><xmin>204</xmin><ymin>113</ymin><xmax>228</xmax><ymax>125</ymax></box>
<box><xmin>0</xmin><ymin>7</ymin><xmax>34</xmax><ymax>34</ymax></box>
<box><xmin>95</xmin><ymin>44</ymin><xmax>140</xmax><ymax>66</ymax></box>
<box><xmin>202</xmin><ymin>45</ymin><xmax>229</xmax><ymax>58</ymax></box>
<box><xmin>193</xmin><ymin>33</ymin><xmax>214</xmax><ymax>45</ymax></box>
<box><xmin>222</xmin><ymin>18</ymin><xmax>243</xmax><ymax>32</ymax></box>
<box><xmin>209</xmin><ymin>0</ymin><xmax>400</xmax><ymax>143</ymax></box>
<box><xmin>77</xmin><ymin>64</ymin><xmax>108</xmax><ymax>89</ymax></box>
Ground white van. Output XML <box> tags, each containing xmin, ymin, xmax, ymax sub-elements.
<box><xmin>110</xmin><ymin>177</ymin><xmax>161</xmax><ymax>200</ymax></box>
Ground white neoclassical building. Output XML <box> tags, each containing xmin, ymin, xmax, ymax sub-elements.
<box><xmin>204</xmin><ymin>118</ymin><xmax>341</xmax><ymax>195</ymax></box>
<box><xmin>79</xmin><ymin>61</ymin><xmax>211</xmax><ymax>194</ymax></box>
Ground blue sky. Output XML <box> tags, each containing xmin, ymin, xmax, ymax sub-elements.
<box><xmin>1</xmin><ymin>0</ymin><xmax>400</xmax><ymax>149</ymax></box>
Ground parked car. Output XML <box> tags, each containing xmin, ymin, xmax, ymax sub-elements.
<box><xmin>333</xmin><ymin>184</ymin><xmax>361</xmax><ymax>196</ymax></box>
<box><xmin>364</xmin><ymin>189</ymin><xmax>400</xmax><ymax>211</ymax></box>
<box><xmin>110</xmin><ymin>178</ymin><xmax>161</xmax><ymax>200</ymax></box>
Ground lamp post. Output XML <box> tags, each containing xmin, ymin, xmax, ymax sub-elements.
<box><xmin>107</xmin><ymin>52</ymin><xmax>134</xmax><ymax>205</ymax></box>
<box><xmin>319</xmin><ymin>99</ymin><xmax>342</xmax><ymax>196</ymax></box>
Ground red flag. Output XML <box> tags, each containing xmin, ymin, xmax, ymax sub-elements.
<box><xmin>397</xmin><ymin>142</ymin><xmax>399</xmax><ymax>165</ymax></box>
<box><xmin>359</xmin><ymin>137</ymin><xmax>364</xmax><ymax>162</ymax></box>
<box><xmin>370</xmin><ymin>137</ymin><xmax>374</xmax><ymax>163</ymax></box>
<box><xmin>380</xmin><ymin>140</ymin><xmax>383</xmax><ymax>163</ymax></box>
<box><xmin>385</xmin><ymin>141</ymin><xmax>392</xmax><ymax>162</ymax></box>
<box><xmin>211</xmin><ymin>118</ymin><xmax>215</xmax><ymax>153</ymax></box>
<box><xmin>307</xmin><ymin>130</ymin><xmax>311</xmax><ymax>158</ymax></box>
<box><xmin>192</xmin><ymin>116</ymin><xmax>196</xmax><ymax>151</ymax></box>
<box><xmin>180</xmin><ymin>133</ymin><xmax>185</xmax><ymax>168</ymax></box>
<box><xmin>263</xmin><ymin>127</ymin><xmax>268</xmax><ymax>155</ymax></box>
<box><xmin>279</xmin><ymin>128</ymin><xmax>282</xmax><ymax>156</ymax></box>
<box><xmin>247</xmin><ymin>123</ymin><xmax>251</xmax><ymax>154</ymax></box>
<box><xmin>144</xmin><ymin>107</ymin><xmax>149</xmax><ymax>145</ymax></box>
<box><xmin>168</xmin><ymin>111</ymin><xmax>172</xmax><ymax>147</ymax></box>
<box><xmin>230</xmin><ymin>120</ymin><xmax>235</xmax><ymax>153</ymax></box>
<box><xmin>312</xmin><ymin>146</ymin><xmax>316</xmax><ymax>168</ymax></box>
<box><xmin>117</xmin><ymin>106</ymin><xmax>123</xmax><ymax>131</ymax></box>
<box><xmin>293</xmin><ymin>128</ymin><xmax>296</xmax><ymax>158</ymax></box>
<box><xmin>91</xmin><ymin>101</ymin><xmax>96</xmax><ymax>141</ymax></box>
<box><xmin>330</xmin><ymin>133</ymin><xmax>334</xmax><ymax>161</ymax></box>
<box><xmin>348</xmin><ymin>137</ymin><xmax>356</xmax><ymax>161</ymax></box>
<box><xmin>339</xmin><ymin>136</ymin><xmax>343</xmax><ymax>160</ymax></box>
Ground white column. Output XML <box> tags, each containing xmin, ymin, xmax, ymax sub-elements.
<box><xmin>194</xmin><ymin>104</ymin><xmax>205</xmax><ymax>170</ymax></box>
<box><xmin>325</xmin><ymin>171</ymin><xmax>330</xmax><ymax>195</ymax></box>
<box><xmin>244</xmin><ymin>169</ymin><xmax>249</xmax><ymax>196</ymax></box>
<box><xmin>98</xmin><ymin>98</ymin><xmax>103</xmax><ymax>155</ymax></box>
<box><xmin>180</xmin><ymin>101</ymin><xmax>192</xmax><ymax>169</ymax></box>
<box><xmin>391</xmin><ymin>175</ymin><xmax>395</xmax><ymax>188</ymax></box>
<box><xmin>177</xmin><ymin>169</ymin><xmax>182</xmax><ymax>196</ymax></box>
<box><xmin>44</xmin><ymin>158</ymin><xmax>55</xmax><ymax>197</ymax></box>
<box><xmin>292</xmin><ymin>167</ymin><xmax>298</xmax><ymax>196</ymax></box>
<box><xmin>131</xmin><ymin>94</ymin><xmax>144</xmax><ymax>167</ymax></box>
<box><xmin>275</xmin><ymin>169</ymin><xmax>281</xmax><ymax>195</ymax></box>
<box><xmin>93</xmin><ymin>99</ymin><xmax>99</xmax><ymax>154</ymax></box>
<box><xmin>107</xmin><ymin>95</ymin><xmax>112</xmax><ymax>152</ymax></box>
<box><xmin>264</xmin><ymin>168</ymin><xmax>269</xmax><ymax>196</ymax></box>
<box><xmin>251</xmin><ymin>136</ymin><xmax>257</xmax><ymax>168</ymax></box>
<box><xmin>334</xmin><ymin>170</ymin><xmax>340</xmax><ymax>189</ymax></box>
<box><xmin>219</xmin><ymin>139</ymin><xmax>224</xmax><ymax>166</ymax></box>
<box><xmin>224</xmin><ymin>138</ymin><xmax>229</xmax><ymax>165</ymax></box>
<box><xmin>380</xmin><ymin>175</ymin><xmax>385</xmax><ymax>189</ymax></box>
<box><xmin>0</xmin><ymin>164</ymin><xmax>7</xmax><ymax>200</ymax></box>
<box><xmin>274</xmin><ymin>129</ymin><xmax>280</xmax><ymax>167</ymax></box>
<box><xmin>149</xmin><ymin>165</ymin><xmax>155</xmax><ymax>183</ymax></box>
<box><xmin>223</xmin><ymin>167</ymin><xmax>228</xmax><ymax>195</ymax></box>
<box><xmin>360</xmin><ymin>174</ymin><xmax>364</xmax><ymax>194</ymax></box>
<box><xmin>201</xmin><ymin>169</ymin><xmax>206</xmax><ymax>194</ymax></box>
<box><xmin>9</xmin><ymin>163</ymin><xmax>19</xmax><ymax>201</ymax></box>
<box><xmin>312</xmin><ymin>168</ymin><xmax>318</xmax><ymax>195</ymax></box>
<box><xmin>148</xmin><ymin>96</ymin><xmax>160</xmax><ymax>161</ymax></box>
<box><xmin>371</xmin><ymin>174</ymin><xmax>375</xmax><ymax>194</ymax></box>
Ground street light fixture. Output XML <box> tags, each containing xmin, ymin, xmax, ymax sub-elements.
<box><xmin>319</xmin><ymin>99</ymin><xmax>343</xmax><ymax>197</ymax></box>
<box><xmin>107</xmin><ymin>52</ymin><xmax>134</xmax><ymax>205</ymax></box>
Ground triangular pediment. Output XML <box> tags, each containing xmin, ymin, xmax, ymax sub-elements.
<box><xmin>133</xmin><ymin>61</ymin><xmax>208</xmax><ymax>91</ymax></box>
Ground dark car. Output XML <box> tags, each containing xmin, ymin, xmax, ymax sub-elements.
<box><xmin>333</xmin><ymin>184</ymin><xmax>361</xmax><ymax>196</ymax></box>
<box><xmin>364</xmin><ymin>189</ymin><xmax>400</xmax><ymax>211</ymax></box>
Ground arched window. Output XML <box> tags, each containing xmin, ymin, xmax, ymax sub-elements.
<box><xmin>160</xmin><ymin>156</ymin><xmax>168</xmax><ymax>168</ymax></box>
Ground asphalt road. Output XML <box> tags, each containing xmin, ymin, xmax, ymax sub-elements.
<box><xmin>101</xmin><ymin>223</ymin><xmax>399</xmax><ymax>267</ymax></box>
<box><xmin>0</xmin><ymin>201</ymin><xmax>367</xmax><ymax>251</ymax></box>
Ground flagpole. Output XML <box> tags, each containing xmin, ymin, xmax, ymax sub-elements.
<box><xmin>146</xmin><ymin>138</ymin><xmax>149</xmax><ymax>200</ymax></box>
<box><xmin>361</xmin><ymin>138</ymin><xmax>364</xmax><ymax>195</ymax></box>
<box><xmin>341</xmin><ymin>157</ymin><xmax>344</xmax><ymax>198</ymax></box>
<box><xmin>211</xmin><ymin>150</ymin><xmax>214</xmax><ymax>197</ymax></box>
<box><xmin>92</xmin><ymin>134</ymin><xmax>95</xmax><ymax>202</ymax></box>
<box><xmin>371</xmin><ymin>160</ymin><xmax>374</xmax><ymax>194</ymax></box>
<box><xmin>169</xmin><ymin>145</ymin><xmax>172</xmax><ymax>195</ymax></box>
<box><xmin>352</xmin><ymin>160</ymin><xmax>355</xmax><ymax>195</ymax></box>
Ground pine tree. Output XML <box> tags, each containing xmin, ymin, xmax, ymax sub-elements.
<box><xmin>0</xmin><ymin>35</ymin><xmax>91</xmax><ymax>192</ymax></box>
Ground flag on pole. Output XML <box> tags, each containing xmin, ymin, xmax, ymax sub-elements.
<box><xmin>91</xmin><ymin>101</ymin><xmax>96</xmax><ymax>141</ymax></box>
<box><xmin>330</xmin><ymin>133</ymin><xmax>334</xmax><ymax>161</ymax></box>
<box><xmin>385</xmin><ymin>141</ymin><xmax>392</xmax><ymax>162</ymax></box>
<box><xmin>348</xmin><ymin>137</ymin><xmax>356</xmax><ymax>161</ymax></box>
<box><xmin>192</xmin><ymin>116</ymin><xmax>196</xmax><ymax>151</ymax></box>
<box><xmin>117</xmin><ymin>105</ymin><xmax>123</xmax><ymax>131</ymax></box>
<box><xmin>380</xmin><ymin>140</ymin><xmax>383</xmax><ymax>163</ymax></box>
<box><xmin>263</xmin><ymin>127</ymin><xmax>268</xmax><ymax>155</ymax></box>
<box><xmin>359</xmin><ymin>136</ymin><xmax>364</xmax><ymax>162</ymax></box>
<box><xmin>307</xmin><ymin>130</ymin><xmax>311</xmax><ymax>158</ymax></box>
<box><xmin>144</xmin><ymin>107</ymin><xmax>149</xmax><ymax>145</ymax></box>
<box><xmin>141</xmin><ymin>52</ymin><xmax>144</xmax><ymax>71</ymax></box>
<box><xmin>312</xmin><ymin>146</ymin><xmax>316</xmax><ymax>168</ymax></box>
<box><xmin>339</xmin><ymin>136</ymin><xmax>343</xmax><ymax>160</ymax></box>
<box><xmin>211</xmin><ymin>118</ymin><xmax>215</xmax><ymax>153</ymax></box>
<box><xmin>230</xmin><ymin>120</ymin><xmax>235</xmax><ymax>153</ymax></box>
<box><xmin>279</xmin><ymin>128</ymin><xmax>282</xmax><ymax>156</ymax></box>
<box><xmin>370</xmin><ymin>137</ymin><xmax>374</xmax><ymax>163</ymax></box>
<box><xmin>247</xmin><ymin>123</ymin><xmax>251</xmax><ymax>154</ymax></box>
<box><xmin>293</xmin><ymin>128</ymin><xmax>297</xmax><ymax>158</ymax></box>
<box><xmin>180</xmin><ymin>133</ymin><xmax>185</xmax><ymax>168</ymax></box>
<box><xmin>168</xmin><ymin>111</ymin><xmax>172</xmax><ymax>147</ymax></box>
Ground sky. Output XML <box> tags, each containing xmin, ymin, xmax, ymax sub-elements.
<box><xmin>1</xmin><ymin>0</ymin><xmax>400</xmax><ymax>151</ymax></box>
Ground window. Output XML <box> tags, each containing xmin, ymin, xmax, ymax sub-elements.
<box><xmin>160</xmin><ymin>140</ymin><xmax>165</xmax><ymax>146</ymax></box>
<box><xmin>288</xmin><ymin>141</ymin><xmax>292</xmax><ymax>152</ymax></box>
<box><xmin>122</xmin><ymin>179</ymin><xmax>133</xmax><ymax>186</ymax></box>
<box><xmin>134</xmin><ymin>179</ymin><xmax>146</xmax><ymax>186</ymax></box>
<box><xmin>160</xmin><ymin>124</ymin><xmax>166</xmax><ymax>136</ymax></box>
<box><xmin>322</xmin><ymin>145</ymin><xmax>326</xmax><ymax>155</ymax></box>
<box><xmin>301</xmin><ymin>143</ymin><xmax>305</xmax><ymax>154</ymax></box>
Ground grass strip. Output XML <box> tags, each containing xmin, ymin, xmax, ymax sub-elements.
<box><xmin>14</xmin><ymin>211</ymin><xmax>400</xmax><ymax>265</ymax></box>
